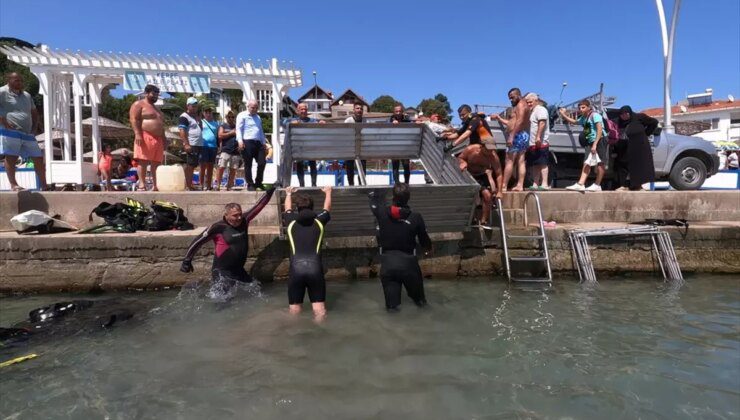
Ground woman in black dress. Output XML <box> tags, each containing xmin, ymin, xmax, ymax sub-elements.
<box><xmin>618</xmin><ymin>106</ymin><xmax>659</xmax><ymax>190</ymax></box>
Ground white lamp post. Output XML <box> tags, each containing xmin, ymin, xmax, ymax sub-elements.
<box><xmin>656</xmin><ymin>0</ymin><xmax>682</xmax><ymax>133</ymax></box>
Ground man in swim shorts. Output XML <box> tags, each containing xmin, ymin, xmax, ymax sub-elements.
<box><xmin>369</xmin><ymin>183</ymin><xmax>432</xmax><ymax>312</ymax></box>
<box><xmin>457</xmin><ymin>143</ymin><xmax>501</xmax><ymax>225</ymax></box>
<box><xmin>490</xmin><ymin>87</ymin><xmax>531</xmax><ymax>192</ymax></box>
<box><xmin>129</xmin><ymin>84</ymin><xmax>166</xmax><ymax>191</ymax></box>
<box><xmin>180</xmin><ymin>185</ymin><xmax>276</xmax><ymax>297</ymax></box>
<box><xmin>282</xmin><ymin>186</ymin><xmax>332</xmax><ymax>320</ymax></box>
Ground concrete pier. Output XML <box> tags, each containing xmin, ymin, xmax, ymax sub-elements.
<box><xmin>1</xmin><ymin>190</ymin><xmax>738</xmax><ymax>292</ymax></box>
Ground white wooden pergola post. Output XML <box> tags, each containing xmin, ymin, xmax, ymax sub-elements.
<box><xmin>71</xmin><ymin>72</ymin><xmax>88</xmax><ymax>179</ymax></box>
<box><xmin>33</xmin><ymin>69</ymin><xmax>53</xmax><ymax>180</ymax></box>
<box><xmin>88</xmin><ymin>82</ymin><xmax>104</xmax><ymax>164</ymax></box>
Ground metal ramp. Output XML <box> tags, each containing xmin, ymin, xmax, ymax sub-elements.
<box><xmin>496</xmin><ymin>192</ymin><xmax>553</xmax><ymax>284</ymax></box>
<box><xmin>279</xmin><ymin>123</ymin><xmax>480</xmax><ymax>237</ymax></box>
<box><xmin>568</xmin><ymin>226</ymin><xmax>683</xmax><ymax>284</ymax></box>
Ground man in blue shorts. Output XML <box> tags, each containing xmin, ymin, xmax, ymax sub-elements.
<box><xmin>491</xmin><ymin>87</ymin><xmax>530</xmax><ymax>192</ymax></box>
<box><xmin>0</xmin><ymin>73</ymin><xmax>47</xmax><ymax>191</ymax></box>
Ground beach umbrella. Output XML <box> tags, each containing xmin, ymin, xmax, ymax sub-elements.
<box><xmin>76</xmin><ymin>117</ymin><xmax>133</xmax><ymax>140</ymax></box>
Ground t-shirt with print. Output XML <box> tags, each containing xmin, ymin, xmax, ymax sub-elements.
<box><xmin>178</xmin><ymin>112</ymin><xmax>203</xmax><ymax>147</ymax></box>
<box><xmin>529</xmin><ymin>105</ymin><xmax>550</xmax><ymax>147</ymax></box>
<box><xmin>220</xmin><ymin>123</ymin><xmax>238</xmax><ymax>154</ymax></box>
<box><xmin>201</xmin><ymin>119</ymin><xmax>219</xmax><ymax>148</ymax></box>
<box><xmin>577</xmin><ymin>112</ymin><xmax>605</xmax><ymax>144</ymax></box>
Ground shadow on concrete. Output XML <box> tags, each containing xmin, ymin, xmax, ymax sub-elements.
<box><xmin>17</xmin><ymin>191</ymin><xmax>49</xmax><ymax>214</ymax></box>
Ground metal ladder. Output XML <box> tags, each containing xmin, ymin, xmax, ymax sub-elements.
<box><xmin>568</xmin><ymin>226</ymin><xmax>683</xmax><ymax>284</ymax></box>
<box><xmin>496</xmin><ymin>192</ymin><xmax>553</xmax><ymax>283</ymax></box>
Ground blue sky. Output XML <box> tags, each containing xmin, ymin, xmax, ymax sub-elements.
<box><xmin>1</xmin><ymin>0</ymin><xmax>738</xmax><ymax>114</ymax></box>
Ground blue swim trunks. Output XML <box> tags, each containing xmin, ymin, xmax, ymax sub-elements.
<box><xmin>507</xmin><ymin>132</ymin><xmax>529</xmax><ymax>154</ymax></box>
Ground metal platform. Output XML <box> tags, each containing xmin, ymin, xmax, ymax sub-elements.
<box><xmin>279</xmin><ymin>123</ymin><xmax>480</xmax><ymax>237</ymax></box>
<box><xmin>568</xmin><ymin>225</ymin><xmax>684</xmax><ymax>284</ymax></box>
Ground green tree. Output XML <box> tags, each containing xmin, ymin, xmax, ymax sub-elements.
<box><xmin>99</xmin><ymin>87</ymin><xmax>138</xmax><ymax>125</ymax></box>
<box><xmin>417</xmin><ymin>98</ymin><xmax>449</xmax><ymax>121</ymax></box>
<box><xmin>369</xmin><ymin>95</ymin><xmax>400</xmax><ymax>113</ymax></box>
<box><xmin>434</xmin><ymin>93</ymin><xmax>452</xmax><ymax>115</ymax></box>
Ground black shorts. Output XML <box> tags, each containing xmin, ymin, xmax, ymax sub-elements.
<box><xmin>288</xmin><ymin>258</ymin><xmax>326</xmax><ymax>304</ymax></box>
<box><xmin>526</xmin><ymin>146</ymin><xmax>550</xmax><ymax>166</ymax></box>
<box><xmin>473</xmin><ymin>173</ymin><xmax>491</xmax><ymax>189</ymax></box>
<box><xmin>200</xmin><ymin>147</ymin><xmax>217</xmax><ymax>164</ymax></box>
<box><xmin>185</xmin><ymin>146</ymin><xmax>202</xmax><ymax>167</ymax></box>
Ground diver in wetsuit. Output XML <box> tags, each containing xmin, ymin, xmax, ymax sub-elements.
<box><xmin>369</xmin><ymin>183</ymin><xmax>432</xmax><ymax>311</ymax></box>
<box><xmin>282</xmin><ymin>186</ymin><xmax>332</xmax><ymax>320</ymax></box>
<box><xmin>180</xmin><ymin>186</ymin><xmax>276</xmax><ymax>295</ymax></box>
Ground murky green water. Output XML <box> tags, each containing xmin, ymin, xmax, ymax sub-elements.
<box><xmin>1</xmin><ymin>276</ymin><xmax>738</xmax><ymax>419</ymax></box>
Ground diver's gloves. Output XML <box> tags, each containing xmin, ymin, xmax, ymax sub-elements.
<box><xmin>180</xmin><ymin>259</ymin><xmax>194</xmax><ymax>273</ymax></box>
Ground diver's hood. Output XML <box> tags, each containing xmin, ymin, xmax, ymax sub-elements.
<box><xmin>296</xmin><ymin>208</ymin><xmax>317</xmax><ymax>226</ymax></box>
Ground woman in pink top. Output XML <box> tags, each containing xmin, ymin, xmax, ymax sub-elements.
<box><xmin>98</xmin><ymin>144</ymin><xmax>114</xmax><ymax>191</ymax></box>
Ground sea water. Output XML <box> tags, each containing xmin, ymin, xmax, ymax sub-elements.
<box><xmin>0</xmin><ymin>276</ymin><xmax>738</xmax><ymax>419</ymax></box>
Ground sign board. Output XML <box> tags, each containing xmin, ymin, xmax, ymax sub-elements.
<box><xmin>123</xmin><ymin>71</ymin><xmax>210</xmax><ymax>93</ymax></box>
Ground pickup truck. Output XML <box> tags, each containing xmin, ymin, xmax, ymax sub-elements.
<box><xmin>484</xmin><ymin>114</ymin><xmax>720</xmax><ymax>190</ymax></box>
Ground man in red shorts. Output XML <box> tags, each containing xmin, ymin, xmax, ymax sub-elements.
<box><xmin>128</xmin><ymin>85</ymin><xmax>165</xmax><ymax>191</ymax></box>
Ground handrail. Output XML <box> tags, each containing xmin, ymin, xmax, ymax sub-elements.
<box><xmin>522</xmin><ymin>192</ymin><xmax>553</xmax><ymax>281</ymax></box>
<box><xmin>496</xmin><ymin>197</ymin><xmax>512</xmax><ymax>281</ymax></box>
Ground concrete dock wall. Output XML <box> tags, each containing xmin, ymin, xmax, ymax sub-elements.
<box><xmin>1</xmin><ymin>222</ymin><xmax>738</xmax><ymax>293</ymax></box>
<box><xmin>1</xmin><ymin>190</ymin><xmax>738</xmax><ymax>292</ymax></box>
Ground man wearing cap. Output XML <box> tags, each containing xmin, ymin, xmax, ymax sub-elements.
<box><xmin>178</xmin><ymin>97</ymin><xmax>203</xmax><ymax>190</ymax></box>
<box><xmin>129</xmin><ymin>84</ymin><xmax>166</xmax><ymax>191</ymax></box>
<box><xmin>0</xmin><ymin>72</ymin><xmax>48</xmax><ymax>191</ymax></box>
<box><xmin>235</xmin><ymin>99</ymin><xmax>269</xmax><ymax>191</ymax></box>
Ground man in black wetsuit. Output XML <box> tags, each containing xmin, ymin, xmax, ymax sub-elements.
<box><xmin>180</xmin><ymin>186</ymin><xmax>276</xmax><ymax>296</ymax></box>
<box><xmin>282</xmin><ymin>186</ymin><xmax>332</xmax><ymax>320</ymax></box>
<box><xmin>369</xmin><ymin>183</ymin><xmax>432</xmax><ymax>312</ymax></box>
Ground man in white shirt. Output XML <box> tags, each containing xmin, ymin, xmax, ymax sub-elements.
<box><xmin>524</xmin><ymin>93</ymin><xmax>551</xmax><ymax>190</ymax></box>
<box><xmin>343</xmin><ymin>103</ymin><xmax>367</xmax><ymax>186</ymax></box>
<box><xmin>236</xmin><ymin>99</ymin><xmax>269</xmax><ymax>191</ymax></box>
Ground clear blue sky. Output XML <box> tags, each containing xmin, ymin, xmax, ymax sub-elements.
<box><xmin>1</xmin><ymin>0</ymin><xmax>738</xmax><ymax>114</ymax></box>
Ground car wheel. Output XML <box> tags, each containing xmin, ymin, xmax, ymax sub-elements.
<box><xmin>668</xmin><ymin>156</ymin><xmax>707</xmax><ymax>190</ymax></box>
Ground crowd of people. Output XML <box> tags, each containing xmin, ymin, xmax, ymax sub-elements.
<box><xmin>3</xmin><ymin>72</ymin><xmax>738</xmax><ymax>196</ymax></box>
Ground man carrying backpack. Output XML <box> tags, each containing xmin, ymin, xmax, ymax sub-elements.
<box><xmin>180</xmin><ymin>185</ymin><xmax>276</xmax><ymax>299</ymax></box>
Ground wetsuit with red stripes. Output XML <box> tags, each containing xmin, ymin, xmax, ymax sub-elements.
<box><xmin>183</xmin><ymin>187</ymin><xmax>275</xmax><ymax>283</ymax></box>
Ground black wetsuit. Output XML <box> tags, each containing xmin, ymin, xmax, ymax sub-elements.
<box><xmin>283</xmin><ymin>208</ymin><xmax>331</xmax><ymax>304</ymax></box>
<box><xmin>183</xmin><ymin>187</ymin><xmax>275</xmax><ymax>285</ymax></box>
<box><xmin>369</xmin><ymin>191</ymin><xmax>432</xmax><ymax>310</ymax></box>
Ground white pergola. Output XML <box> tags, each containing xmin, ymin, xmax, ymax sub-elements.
<box><xmin>0</xmin><ymin>44</ymin><xmax>302</xmax><ymax>184</ymax></box>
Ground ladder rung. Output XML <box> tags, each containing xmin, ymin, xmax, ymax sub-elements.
<box><xmin>509</xmin><ymin>255</ymin><xmax>548</xmax><ymax>262</ymax></box>
<box><xmin>511</xmin><ymin>277</ymin><xmax>552</xmax><ymax>283</ymax></box>
<box><xmin>506</xmin><ymin>234</ymin><xmax>544</xmax><ymax>240</ymax></box>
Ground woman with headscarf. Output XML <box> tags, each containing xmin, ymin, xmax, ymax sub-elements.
<box><xmin>618</xmin><ymin>106</ymin><xmax>659</xmax><ymax>190</ymax></box>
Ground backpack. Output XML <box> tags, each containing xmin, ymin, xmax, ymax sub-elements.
<box><xmin>603</xmin><ymin>117</ymin><xmax>620</xmax><ymax>145</ymax></box>
<box><xmin>83</xmin><ymin>202</ymin><xmax>143</xmax><ymax>233</ymax></box>
<box><xmin>143</xmin><ymin>201</ymin><xmax>194</xmax><ymax>231</ymax></box>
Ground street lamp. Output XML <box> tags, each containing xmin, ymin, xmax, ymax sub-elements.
<box><xmin>312</xmin><ymin>70</ymin><xmax>318</xmax><ymax>114</ymax></box>
<box><xmin>656</xmin><ymin>0</ymin><xmax>682</xmax><ymax>133</ymax></box>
